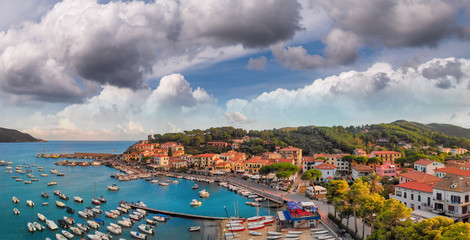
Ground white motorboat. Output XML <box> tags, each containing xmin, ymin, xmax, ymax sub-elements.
<box><xmin>70</xmin><ymin>226</ymin><xmax>84</xmax><ymax>235</ymax></box>
<box><xmin>288</xmin><ymin>231</ymin><xmax>303</xmax><ymax>234</ymax></box>
<box><xmin>46</xmin><ymin>219</ymin><xmax>58</xmax><ymax>230</ymax></box>
<box><xmin>48</xmin><ymin>181</ymin><xmax>57</xmax><ymax>186</ymax></box>
<box><xmin>77</xmin><ymin>223</ymin><xmax>90</xmax><ymax>232</ymax></box>
<box><xmin>190</xmin><ymin>199</ymin><xmax>202</xmax><ymax>206</ymax></box>
<box><xmin>248</xmin><ymin>224</ymin><xmax>265</xmax><ymax>230</ymax></box>
<box><xmin>27</xmin><ymin>222</ymin><xmax>36</xmax><ymax>232</ymax></box>
<box><xmin>130</xmin><ymin>231</ymin><xmax>147</xmax><ymax>239</ymax></box>
<box><xmin>188</xmin><ymin>226</ymin><xmax>201</xmax><ymax>232</ymax></box>
<box><xmin>42</xmin><ymin>202</ymin><xmax>49</xmax><ymax>206</ymax></box>
<box><xmin>40</xmin><ymin>173</ymin><xmax>48</xmax><ymax>177</ymax></box>
<box><xmin>73</xmin><ymin>196</ymin><xmax>84</xmax><ymax>203</ymax></box>
<box><xmin>159</xmin><ymin>182</ymin><xmax>169</xmax><ymax>186</ymax></box>
<box><xmin>108</xmin><ymin>184</ymin><xmax>119</xmax><ymax>191</ymax></box>
<box><xmin>268</xmin><ymin>231</ymin><xmax>282</xmax><ymax>236</ymax></box>
<box><xmin>135</xmin><ymin>201</ymin><xmax>147</xmax><ymax>207</ymax></box>
<box><xmin>12</xmin><ymin>196</ymin><xmax>19</xmax><ymax>203</ymax></box>
<box><xmin>107</xmin><ymin>225</ymin><xmax>122</xmax><ymax>235</ymax></box>
<box><xmin>91</xmin><ymin>206</ymin><xmax>102</xmax><ymax>214</ymax></box>
<box><xmin>152</xmin><ymin>216</ymin><xmax>166</xmax><ymax>222</ymax></box>
<box><xmin>50</xmin><ymin>169</ymin><xmax>58</xmax><ymax>174</ymax></box>
<box><xmin>110</xmin><ymin>223</ymin><xmax>121</xmax><ymax>229</ymax></box>
<box><xmin>129</xmin><ymin>214</ymin><xmax>141</xmax><ymax>221</ymax></box>
<box><xmin>27</xmin><ymin>200</ymin><xmax>34</xmax><ymax>207</ymax></box>
<box><xmin>249</xmin><ymin>231</ymin><xmax>263</xmax><ymax>236</ymax></box>
<box><xmin>110</xmin><ymin>209</ymin><xmax>120</xmax><ymax>215</ymax></box>
<box><xmin>87</xmin><ymin>220</ymin><xmax>100</xmax><ymax>229</ymax></box>
<box><xmin>13</xmin><ymin>208</ymin><xmax>20</xmax><ymax>215</ymax></box>
<box><xmin>55</xmin><ymin>234</ymin><xmax>67</xmax><ymax>240</ymax></box>
<box><xmin>199</xmin><ymin>189</ymin><xmax>210</xmax><ymax>198</ymax></box>
<box><xmin>64</xmin><ymin>216</ymin><xmax>75</xmax><ymax>225</ymax></box>
<box><xmin>62</xmin><ymin>230</ymin><xmax>74</xmax><ymax>239</ymax></box>
<box><xmin>105</xmin><ymin>211</ymin><xmax>118</xmax><ymax>219</ymax></box>
<box><xmin>78</xmin><ymin>211</ymin><xmax>90</xmax><ymax>218</ymax></box>
<box><xmin>151</xmin><ymin>179</ymin><xmax>159</xmax><ymax>183</ymax></box>
<box><xmin>136</xmin><ymin>209</ymin><xmax>147</xmax><ymax>215</ymax></box>
<box><xmin>145</xmin><ymin>218</ymin><xmax>156</xmax><ymax>225</ymax></box>
<box><xmin>138</xmin><ymin>224</ymin><xmax>154</xmax><ymax>234</ymax></box>
<box><xmin>38</xmin><ymin>213</ymin><xmax>46</xmax><ymax>221</ymax></box>
<box><xmin>118</xmin><ymin>220</ymin><xmax>132</xmax><ymax>227</ymax></box>
<box><xmin>56</xmin><ymin>201</ymin><xmax>65</xmax><ymax>208</ymax></box>
<box><xmin>266</xmin><ymin>236</ymin><xmax>283</xmax><ymax>240</ymax></box>
<box><xmin>227</xmin><ymin>226</ymin><xmax>246</xmax><ymax>232</ymax></box>
<box><xmin>33</xmin><ymin>222</ymin><xmax>45</xmax><ymax>231</ymax></box>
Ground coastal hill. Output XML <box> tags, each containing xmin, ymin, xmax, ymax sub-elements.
<box><xmin>0</xmin><ymin>127</ymin><xmax>42</xmax><ymax>142</ymax></box>
<box><xmin>149</xmin><ymin>120</ymin><xmax>470</xmax><ymax>156</ymax></box>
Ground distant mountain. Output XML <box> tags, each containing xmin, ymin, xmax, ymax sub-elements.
<box><xmin>0</xmin><ymin>127</ymin><xmax>42</xmax><ymax>142</ymax></box>
<box><xmin>427</xmin><ymin>123</ymin><xmax>470</xmax><ymax>140</ymax></box>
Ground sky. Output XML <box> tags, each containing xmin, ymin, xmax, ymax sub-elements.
<box><xmin>1</xmin><ymin>0</ymin><xmax>470</xmax><ymax>140</ymax></box>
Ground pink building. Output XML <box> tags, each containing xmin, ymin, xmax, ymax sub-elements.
<box><xmin>376</xmin><ymin>162</ymin><xmax>397</xmax><ymax>178</ymax></box>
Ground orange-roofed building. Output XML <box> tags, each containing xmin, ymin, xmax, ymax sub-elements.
<box><xmin>245</xmin><ymin>157</ymin><xmax>269</xmax><ymax>174</ymax></box>
<box><xmin>193</xmin><ymin>153</ymin><xmax>219</xmax><ymax>169</ymax></box>
<box><xmin>153</xmin><ymin>154</ymin><xmax>169</xmax><ymax>166</ymax></box>
<box><xmin>353</xmin><ymin>148</ymin><xmax>368</xmax><ymax>157</ymax></box>
<box><xmin>370</xmin><ymin>151</ymin><xmax>402</xmax><ymax>163</ymax></box>
<box><xmin>207</xmin><ymin>142</ymin><xmax>229</xmax><ymax>148</ymax></box>
<box><xmin>215</xmin><ymin>162</ymin><xmax>231</xmax><ymax>172</ymax></box>
<box><xmin>169</xmin><ymin>159</ymin><xmax>187</xmax><ymax>168</ymax></box>
<box><xmin>398</xmin><ymin>171</ymin><xmax>441</xmax><ymax>184</ymax></box>
<box><xmin>263</xmin><ymin>152</ymin><xmax>282</xmax><ymax>159</ymax></box>
<box><xmin>413</xmin><ymin>159</ymin><xmax>444</xmax><ymax>175</ymax></box>
<box><xmin>392</xmin><ymin>181</ymin><xmax>435</xmax><ymax>211</ymax></box>
<box><xmin>435</xmin><ymin>167</ymin><xmax>470</xmax><ymax>178</ymax></box>
<box><xmin>352</xmin><ymin>164</ymin><xmax>374</xmax><ymax>180</ymax></box>
<box><xmin>313</xmin><ymin>163</ymin><xmax>337</xmax><ymax>182</ymax></box>
<box><xmin>279</xmin><ymin>146</ymin><xmax>303</xmax><ymax>168</ymax></box>
<box><xmin>314</xmin><ymin>153</ymin><xmax>349</xmax><ymax>174</ymax></box>
<box><xmin>376</xmin><ymin>162</ymin><xmax>397</xmax><ymax>178</ymax></box>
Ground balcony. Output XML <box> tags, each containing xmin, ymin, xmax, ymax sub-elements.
<box><xmin>433</xmin><ymin>198</ymin><xmax>444</xmax><ymax>203</ymax></box>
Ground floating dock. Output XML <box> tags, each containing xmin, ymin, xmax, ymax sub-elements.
<box><xmin>228</xmin><ymin>182</ymin><xmax>285</xmax><ymax>206</ymax></box>
<box><xmin>131</xmin><ymin>205</ymin><xmax>226</xmax><ymax>220</ymax></box>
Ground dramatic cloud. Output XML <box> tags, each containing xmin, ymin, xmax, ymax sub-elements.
<box><xmin>227</xmin><ymin>57</ymin><xmax>470</xmax><ymax>128</ymax></box>
<box><xmin>0</xmin><ymin>0</ymin><xmax>302</xmax><ymax>102</ymax></box>
<box><xmin>246</xmin><ymin>57</ymin><xmax>267</xmax><ymax>70</ymax></box>
<box><xmin>273</xmin><ymin>0</ymin><xmax>470</xmax><ymax>70</ymax></box>
<box><xmin>224</xmin><ymin>112</ymin><xmax>254</xmax><ymax>125</ymax></box>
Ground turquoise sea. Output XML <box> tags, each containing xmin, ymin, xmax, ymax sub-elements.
<box><xmin>0</xmin><ymin>141</ymin><xmax>274</xmax><ymax>240</ymax></box>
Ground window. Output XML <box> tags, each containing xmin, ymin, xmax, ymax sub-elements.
<box><xmin>411</xmin><ymin>194</ymin><xmax>414</xmax><ymax>200</ymax></box>
<box><xmin>464</xmin><ymin>206</ymin><xmax>467</xmax><ymax>214</ymax></box>
<box><xmin>466</xmin><ymin>195</ymin><xmax>469</xmax><ymax>203</ymax></box>
<box><xmin>404</xmin><ymin>192</ymin><xmax>407</xmax><ymax>198</ymax></box>
<box><xmin>449</xmin><ymin>205</ymin><xmax>455</xmax><ymax>212</ymax></box>
<box><xmin>418</xmin><ymin>195</ymin><xmax>421</xmax><ymax>201</ymax></box>
<box><xmin>436</xmin><ymin>193</ymin><xmax>442</xmax><ymax>201</ymax></box>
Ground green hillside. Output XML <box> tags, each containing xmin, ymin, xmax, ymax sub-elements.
<box><xmin>428</xmin><ymin>123</ymin><xmax>470</xmax><ymax>139</ymax></box>
<box><xmin>0</xmin><ymin>127</ymin><xmax>41</xmax><ymax>142</ymax></box>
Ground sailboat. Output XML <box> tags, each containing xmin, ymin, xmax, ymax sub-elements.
<box><xmin>91</xmin><ymin>182</ymin><xmax>101</xmax><ymax>205</ymax></box>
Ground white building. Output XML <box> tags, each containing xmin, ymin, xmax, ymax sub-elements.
<box><xmin>313</xmin><ymin>163</ymin><xmax>336</xmax><ymax>183</ymax></box>
<box><xmin>392</xmin><ymin>181</ymin><xmax>434</xmax><ymax>211</ymax></box>
<box><xmin>351</xmin><ymin>165</ymin><xmax>374</xmax><ymax>180</ymax></box>
<box><xmin>413</xmin><ymin>159</ymin><xmax>444</xmax><ymax>175</ymax></box>
<box><xmin>153</xmin><ymin>155</ymin><xmax>169</xmax><ymax>166</ymax></box>
<box><xmin>302</xmin><ymin>157</ymin><xmax>324</xmax><ymax>172</ymax></box>
<box><xmin>433</xmin><ymin>174</ymin><xmax>470</xmax><ymax>222</ymax></box>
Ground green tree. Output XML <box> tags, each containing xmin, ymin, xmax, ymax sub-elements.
<box><xmin>358</xmin><ymin>193</ymin><xmax>385</xmax><ymax>239</ymax></box>
<box><xmin>356</xmin><ymin>156</ymin><xmax>368</xmax><ymax>165</ymax></box>
<box><xmin>301</xmin><ymin>169</ymin><xmax>323</xmax><ymax>198</ymax></box>
<box><xmin>346</xmin><ymin>178</ymin><xmax>370</xmax><ymax>235</ymax></box>
<box><xmin>276</xmin><ymin>171</ymin><xmax>295</xmax><ymax>180</ymax></box>
<box><xmin>442</xmin><ymin>222</ymin><xmax>470</xmax><ymax>240</ymax></box>
<box><xmin>369</xmin><ymin>173</ymin><xmax>384</xmax><ymax>194</ymax></box>
<box><xmin>376</xmin><ymin>198</ymin><xmax>412</xmax><ymax>230</ymax></box>
<box><xmin>326</xmin><ymin>180</ymin><xmax>349</xmax><ymax>217</ymax></box>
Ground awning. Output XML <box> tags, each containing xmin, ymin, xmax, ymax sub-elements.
<box><xmin>300</xmin><ymin>202</ymin><xmax>316</xmax><ymax>207</ymax></box>
<box><xmin>277</xmin><ymin>211</ymin><xmax>287</xmax><ymax>221</ymax></box>
<box><xmin>287</xmin><ymin>201</ymin><xmax>301</xmax><ymax>210</ymax></box>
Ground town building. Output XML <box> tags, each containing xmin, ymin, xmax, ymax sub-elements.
<box><xmin>398</xmin><ymin>171</ymin><xmax>441</xmax><ymax>184</ymax></box>
<box><xmin>353</xmin><ymin>148</ymin><xmax>368</xmax><ymax>157</ymax></box>
<box><xmin>313</xmin><ymin>163</ymin><xmax>336</xmax><ymax>182</ymax></box>
<box><xmin>352</xmin><ymin>165</ymin><xmax>374</xmax><ymax>180</ymax></box>
<box><xmin>245</xmin><ymin>157</ymin><xmax>269</xmax><ymax>174</ymax></box>
<box><xmin>314</xmin><ymin>153</ymin><xmax>348</xmax><ymax>174</ymax></box>
<box><xmin>452</xmin><ymin>148</ymin><xmax>469</xmax><ymax>155</ymax></box>
<box><xmin>302</xmin><ymin>157</ymin><xmax>324</xmax><ymax>172</ymax></box>
<box><xmin>278</xmin><ymin>201</ymin><xmax>321</xmax><ymax>229</ymax></box>
<box><xmin>392</xmin><ymin>181</ymin><xmax>434</xmax><ymax>211</ymax></box>
<box><xmin>153</xmin><ymin>155</ymin><xmax>169</xmax><ymax>166</ymax></box>
<box><xmin>414</xmin><ymin>159</ymin><xmax>444</xmax><ymax>175</ymax></box>
<box><xmin>370</xmin><ymin>151</ymin><xmax>402</xmax><ymax>163</ymax></box>
<box><xmin>376</xmin><ymin>161</ymin><xmax>397</xmax><ymax>178</ymax></box>
<box><xmin>207</xmin><ymin>142</ymin><xmax>229</xmax><ymax>148</ymax></box>
<box><xmin>279</xmin><ymin>146</ymin><xmax>303</xmax><ymax>168</ymax></box>
<box><xmin>169</xmin><ymin>159</ymin><xmax>187</xmax><ymax>168</ymax></box>
<box><xmin>193</xmin><ymin>153</ymin><xmax>219</xmax><ymax>169</ymax></box>
<box><xmin>435</xmin><ymin>167</ymin><xmax>470</xmax><ymax>178</ymax></box>
<box><xmin>433</xmin><ymin>174</ymin><xmax>470</xmax><ymax>222</ymax></box>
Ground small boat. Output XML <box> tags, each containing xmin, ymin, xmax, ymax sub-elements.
<box><xmin>159</xmin><ymin>182</ymin><xmax>169</xmax><ymax>186</ymax></box>
<box><xmin>188</xmin><ymin>226</ymin><xmax>201</xmax><ymax>232</ymax></box>
<box><xmin>48</xmin><ymin>181</ymin><xmax>57</xmax><ymax>186</ymax></box>
<box><xmin>78</xmin><ymin>211</ymin><xmax>90</xmax><ymax>219</ymax></box>
<box><xmin>285</xmin><ymin>233</ymin><xmax>301</xmax><ymax>238</ymax></box>
<box><xmin>268</xmin><ymin>231</ymin><xmax>282</xmax><ymax>236</ymax></box>
<box><xmin>33</xmin><ymin>221</ymin><xmax>45</xmax><ymax>231</ymax></box>
<box><xmin>94</xmin><ymin>217</ymin><xmax>105</xmax><ymax>225</ymax></box>
<box><xmin>135</xmin><ymin>201</ymin><xmax>147</xmax><ymax>207</ymax></box>
<box><xmin>40</xmin><ymin>173</ymin><xmax>48</xmax><ymax>177</ymax></box>
<box><xmin>108</xmin><ymin>184</ymin><xmax>119</xmax><ymax>191</ymax></box>
<box><xmin>38</xmin><ymin>213</ymin><xmax>46</xmax><ymax>221</ymax></box>
<box><xmin>98</xmin><ymin>196</ymin><xmax>107</xmax><ymax>203</ymax></box>
<box><xmin>151</xmin><ymin>179</ymin><xmax>159</xmax><ymax>183</ymax></box>
<box><xmin>13</xmin><ymin>208</ymin><xmax>20</xmax><ymax>215</ymax></box>
<box><xmin>130</xmin><ymin>231</ymin><xmax>147</xmax><ymax>239</ymax></box>
<box><xmin>57</xmin><ymin>172</ymin><xmax>65</xmax><ymax>176</ymax></box>
<box><xmin>288</xmin><ymin>231</ymin><xmax>303</xmax><ymax>234</ymax></box>
<box><xmin>77</xmin><ymin>223</ymin><xmax>90</xmax><ymax>232</ymax></box>
<box><xmin>105</xmin><ymin>211</ymin><xmax>118</xmax><ymax>219</ymax></box>
<box><xmin>46</xmin><ymin>219</ymin><xmax>59</xmax><ymax>230</ymax></box>
<box><xmin>56</xmin><ymin>201</ymin><xmax>66</xmax><ymax>208</ymax></box>
<box><xmin>42</xmin><ymin>202</ymin><xmax>49</xmax><ymax>206</ymax></box>
<box><xmin>12</xmin><ymin>196</ymin><xmax>19</xmax><ymax>203</ymax></box>
<box><xmin>246</xmin><ymin>202</ymin><xmax>261</xmax><ymax>207</ymax></box>
<box><xmin>24</xmin><ymin>180</ymin><xmax>32</xmax><ymax>184</ymax></box>
<box><xmin>190</xmin><ymin>199</ymin><xmax>202</xmax><ymax>206</ymax></box>
<box><xmin>248</xmin><ymin>224</ymin><xmax>265</xmax><ymax>230</ymax></box>
<box><xmin>12</xmin><ymin>175</ymin><xmax>19</xmax><ymax>178</ymax></box>
<box><xmin>87</xmin><ymin>220</ymin><xmax>100</xmax><ymax>229</ymax></box>
<box><xmin>110</xmin><ymin>209</ymin><xmax>120</xmax><ymax>215</ymax></box>
<box><xmin>136</xmin><ymin>208</ymin><xmax>147</xmax><ymax>215</ymax></box>
<box><xmin>59</xmin><ymin>193</ymin><xmax>69</xmax><ymax>200</ymax></box>
<box><xmin>110</xmin><ymin>222</ymin><xmax>121</xmax><ymax>229</ymax></box>
<box><xmin>247</xmin><ymin>216</ymin><xmax>265</xmax><ymax>222</ymax></box>
<box><xmin>118</xmin><ymin>220</ymin><xmax>132</xmax><ymax>227</ymax></box>
<box><xmin>138</xmin><ymin>224</ymin><xmax>154</xmax><ymax>234</ymax></box>
<box><xmin>91</xmin><ymin>199</ymin><xmax>101</xmax><ymax>205</ymax></box>
<box><xmin>58</xmin><ymin>219</ymin><xmax>69</xmax><ymax>228</ymax></box>
<box><xmin>73</xmin><ymin>196</ymin><xmax>83</xmax><ymax>203</ymax></box>
<box><xmin>227</xmin><ymin>226</ymin><xmax>246</xmax><ymax>232</ymax></box>
<box><xmin>41</xmin><ymin>192</ymin><xmax>50</xmax><ymax>198</ymax></box>
<box><xmin>70</xmin><ymin>226</ymin><xmax>83</xmax><ymax>235</ymax></box>
<box><xmin>199</xmin><ymin>189</ymin><xmax>210</xmax><ymax>198</ymax></box>
<box><xmin>27</xmin><ymin>200</ymin><xmax>34</xmax><ymax>207</ymax></box>
<box><xmin>65</xmin><ymin>206</ymin><xmax>75</xmax><ymax>214</ymax></box>
<box><xmin>55</xmin><ymin>234</ymin><xmax>67</xmax><ymax>240</ymax></box>
<box><xmin>266</xmin><ymin>236</ymin><xmax>283</xmax><ymax>240</ymax></box>
<box><xmin>107</xmin><ymin>225</ymin><xmax>122</xmax><ymax>235</ymax></box>
<box><xmin>27</xmin><ymin>222</ymin><xmax>36</xmax><ymax>232</ymax></box>
<box><xmin>249</xmin><ymin>231</ymin><xmax>263</xmax><ymax>236</ymax></box>
<box><xmin>64</xmin><ymin>216</ymin><xmax>75</xmax><ymax>225</ymax></box>
<box><xmin>92</xmin><ymin>206</ymin><xmax>102</xmax><ymax>214</ymax></box>
<box><xmin>62</xmin><ymin>230</ymin><xmax>74</xmax><ymax>239</ymax></box>
<box><xmin>192</xmin><ymin>184</ymin><xmax>199</xmax><ymax>190</ymax></box>
<box><xmin>145</xmin><ymin>218</ymin><xmax>156</xmax><ymax>225</ymax></box>
<box><xmin>16</xmin><ymin>178</ymin><xmax>23</xmax><ymax>182</ymax></box>
<box><xmin>129</xmin><ymin>214</ymin><xmax>141</xmax><ymax>221</ymax></box>
<box><xmin>31</xmin><ymin>178</ymin><xmax>38</xmax><ymax>181</ymax></box>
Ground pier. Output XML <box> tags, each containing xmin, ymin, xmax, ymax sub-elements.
<box><xmin>228</xmin><ymin>181</ymin><xmax>285</xmax><ymax>206</ymax></box>
<box><xmin>131</xmin><ymin>205</ymin><xmax>226</xmax><ymax>220</ymax></box>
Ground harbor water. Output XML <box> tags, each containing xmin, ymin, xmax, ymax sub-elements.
<box><xmin>0</xmin><ymin>141</ymin><xmax>275</xmax><ymax>240</ymax></box>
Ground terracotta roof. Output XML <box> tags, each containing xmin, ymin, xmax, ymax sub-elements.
<box><xmin>302</xmin><ymin>156</ymin><xmax>315</xmax><ymax>162</ymax></box>
<box><xmin>278</xmin><ymin>158</ymin><xmax>294</xmax><ymax>163</ymax></box>
<box><xmin>414</xmin><ymin>159</ymin><xmax>438</xmax><ymax>166</ymax></box>
<box><xmin>314</xmin><ymin>163</ymin><xmax>336</xmax><ymax>170</ymax></box>
<box><xmin>372</xmin><ymin>151</ymin><xmax>401</xmax><ymax>155</ymax></box>
<box><xmin>194</xmin><ymin>153</ymin><xmax>218</xmax><ymax>158</ymax></box>
<box><xmin>280</xmin><ymin>146</ymin><xmax>302</xmax><ymax>151</ymax></box>
<box><xmin>352</xmin><ymin>165</ymin><xmax>374</xmax><ymax>172</ymax></box>
<box><xmin>433</xmin><ymin>175</ymin><xmax>470</xmax><ymax>192</ymax></box>
<box><xmin>435</xmin><ymin>167</ymin><xmax>470</xmax><ymax>178</ymax></box>
<box><xmin>395</xmin><ymin>181</ymin><xmax>435</xmax><ymax>193</ymax></box>
<box><xmin>398</xmin><ymin>171</ymin><xmax>441</xmax><ymax>183</ymax></box>
<box><xmin>326</xmin><ymin>176</ymin><xmax>334</xmax><ymax>179</ymax></box>
<box><xmin>153</xmin><ymin>154</ymin><xmax>168</xmax><ymax>158</ymax></box>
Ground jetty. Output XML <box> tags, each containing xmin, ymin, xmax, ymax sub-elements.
<box><xmin>228</xmin><ymin>181</ymin><xmax>285</xmax><ymax>206</ymax></box>
<box><xmin>131</xmin><ymin>205</ymin><xmax>226</xmax><ymax>221</ymax></box>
